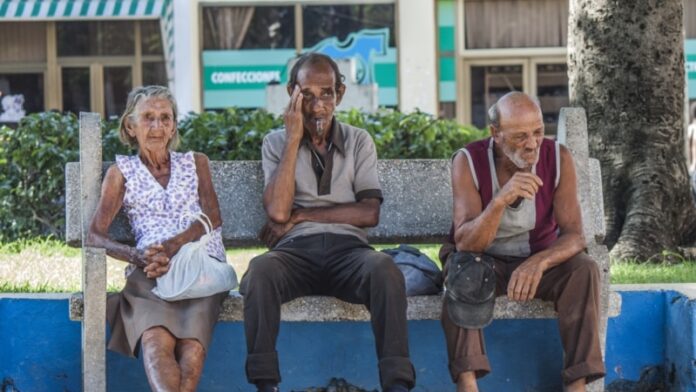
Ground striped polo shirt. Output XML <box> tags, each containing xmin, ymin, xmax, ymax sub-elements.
<box><xmin>458</xmin><ymin>137</ymin><xmax>561</xmax><ymax>257</ymax></box>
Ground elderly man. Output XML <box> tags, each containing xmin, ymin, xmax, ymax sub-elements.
<box><xmin>440</xmin><ymin>92</ymin><xmax>605</xmax><ymax>392</ymax></box>
<box><xmin>240</xmin><ymin>53</ymin><xmax>415</xmax><ymax>392</ymax></box>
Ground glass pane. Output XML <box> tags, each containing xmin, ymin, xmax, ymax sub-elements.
<box><xmin>464</xmin><ymin>0</ymin><xmax>567</xmax><ymax>49</ymax></box>
<box><xmin>104</xmin><ymin>67</ymin><xmax>132</xmax><ymax>120</ymax></box>
<box><xmin>143</xmin><ymin>61</ymin><xmax>168</xmax><ymax>87</ymax></box>
<box><xmin>57</xmin><ymin>21</ymin><xmax>134</xmax><ymax>56</ymax></box>
<box><xmin>62</xmin><ymin>67</ymin><xmax>91</xmax><ymax>114</ymax></box>
<box><xmin>141</xmin><ymin>20</ymin><xmax>164</xmax><ymax>55</ymax></box>
<box><xmin>470</xmin><ymin>65</ymin><xmax>523</xmax><ymax>128</ymax></box>
<box><xmin>302</xmin><ymin>4</ymin><xmax>396</xmax><ymax>48</ymax></box>
<box><xmin>0</xmin><ymin>22</ymin><xmax>47</xmax><ymax>63</ymax></box>
<box><xmin>0</xmin><ymin>73</ymin><xmax>44</xmax><ymax>120</ymax></box>
<box><xmin>439</xmin><ymin>102</ymin><xmax>456</xmax><ymax>120</ymax></box>
<box><xmin>536</xmin><ymin>63</ymin><xmax>568</xmax><ymax>135</ymax></box>
<box><xmin>202</xmin><ymin>6</ymin><xmax>295</xmax><ymax>50</ymax></box>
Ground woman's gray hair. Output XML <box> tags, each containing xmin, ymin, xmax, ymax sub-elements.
<box><xmin>118</xmin><ymin>85</ymin><xmax>179</xmax><ymax>150</ymax></box>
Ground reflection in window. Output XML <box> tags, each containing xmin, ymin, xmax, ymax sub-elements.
<box><xmin>202</xmin><ymin>6</ymin><xmax>295</xmax><ymax>50</ymax></box>
<box><xmin>0</xmin><ymin>73</ymin><xmax>44</xmax><ymax>117</ymax></box>
<box><xmin>302</xmin><ymin>5</ymin><xmax>396</xmax><ymax>48</ymax></box>
<box><xmin>536</xmin><ymin>63</ymin><xmax>568</xmax><ymax>135</ymax></box>
<box><xmin>141</xmin><ymin>20</ymin><xmax>164</xmax><ymax>55</ymax></box>
<box><xmin>470</xmin><ymin>65</ymin><xmax>523</xmax><ymax>128</ymax></box>
<box><xmin>62</xmin><ymin>67</ymin><xmax>91</xmax><ymax>114</ymax></box>
<box><xmin>57</xmin><ymin>21</ymin><xmax>134</xmax><ymax>56</ymax></box>
<box><xmin>143</xmin><ymin>61</ymin><xmax>168</xmax><ymax>87</ymax></box>
<box><xmin>104</xmin><ymin>67</ymin><xmax>132</xmax><ymax>120</ymax></box>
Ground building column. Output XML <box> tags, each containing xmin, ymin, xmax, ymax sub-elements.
<box><xmin>174</xmin><ymin>0</ymin><xmax>202</xmax><ymax>115</ymax></box>
<box><xmin>397</xmin><ymin>0</ymin><xmax>438</xmax><ymax>115</ymax></box>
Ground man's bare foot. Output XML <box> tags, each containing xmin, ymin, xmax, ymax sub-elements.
<box><xmin>456</xmin><ymin>371</ymin><xmax>478</xmax><ymax>392</ymax></box>
<box><xmin>564</xmin><ymin>378</ymin><xmax>586</xmax><ymax>392</ymax></box>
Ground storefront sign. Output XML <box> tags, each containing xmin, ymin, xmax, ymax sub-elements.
<box><xmin>686</xmin><ymin>39</ymin><xmax>696</xmax><ymax>99</ymax></box>
<box><xmin>202</xmin><ymin>28</ymin><xmax>397</xmax><ymax>109</ymax></box>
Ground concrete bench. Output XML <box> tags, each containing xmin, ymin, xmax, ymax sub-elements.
<box><xmin>65</xmin><ymin>108</ymin><xmax>619</xmax><ymax>391</ymax></box>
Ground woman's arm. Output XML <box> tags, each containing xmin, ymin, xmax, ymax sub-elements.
<box><xmin>86</xmin><ymin>165</ymin><xmax>147</xmax><ymax>267</ymax></box>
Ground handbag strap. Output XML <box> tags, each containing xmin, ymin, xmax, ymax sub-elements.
<box><xmin>179</xmin><ymin>212</ymin><xmax>213</xmax><ymax>234</ymax></box>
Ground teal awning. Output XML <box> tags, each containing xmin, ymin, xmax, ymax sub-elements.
<box><xmin>1</xmin><ymin>0</ymin><xmax>176</xmax><ymax>89</ymax></box>
<box><xmin>0</xmin><ymin>0</ymin><xmax>166</xmax><ymax>20</ymax></box>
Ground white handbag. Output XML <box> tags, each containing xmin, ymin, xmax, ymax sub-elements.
<box><xmin>151</xmin><ymin>213</ymin><xmax>238</xmax><ymax>301</ymax></box>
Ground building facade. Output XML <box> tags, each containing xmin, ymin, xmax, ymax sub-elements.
<box><xmin>1</xmin><ymin>0</ymin><xmax>695</xmax><ymax>133</ymax></box>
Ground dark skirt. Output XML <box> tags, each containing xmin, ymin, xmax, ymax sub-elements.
<box><xmin>106</xmin><ymin>267</ymin><xmax>227</xmax><ymax>358</ymax></box>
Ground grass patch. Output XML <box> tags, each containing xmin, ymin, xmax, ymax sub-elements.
<box><xmin>0</xmin><ymin>237</ymin><xmax>79</xmax><ymax>257</ymax></box>
<box><xmin>2</xmin><ymin>240</ymin><xmax>696</xmax><ymax>292</ymax></box>
<box><xmin>611</xmin><ymin>261</ymin><xmax>696</xmax><ymax>284</ymax></box>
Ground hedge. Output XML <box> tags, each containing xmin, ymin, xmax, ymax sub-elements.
<box><xmin>0</xmin><ymin>109</ymin><xmax>487</xmax><ymax>240</ymax></box>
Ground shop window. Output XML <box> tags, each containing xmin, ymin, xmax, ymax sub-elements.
<box><xmin>470</xmin><ymin>65</ymin><xmax>523</xmax><ymax>128</ymax></box>
<box><xmin>0</xmin><ymin>22</ymin><xmax>46</xmax><ymax>63</ymax></box>
<box><xmin>143</xmin><ymin>61</ymin><xmax>168</xmax><ymax>87</ymax></box>
<box><xmin>439</xmin><ymin>102</ymin><xmax>457</xmax><ymax>120</ymax></box>
<box><xmin>202</xmin><ymin>6</ymin><xmax>295</xmax><ymax>50</ymax></box>
<box><xmin>0</xmin><ymin>73</ymin><xmax>44</xmax><ymax>119</ymax></box>
<box><xmin>57</xmin><ymin>21</ymin><xmax>135</xmax><ymax>56</ymax></box>
<box><xmin>61</xmin><ymin>67</ymin><xmax>90</xmax><ymax>114</ymax></box>
<box><xmin>302</xmin><ymin>4</ymin><xmax>396</xmax><ymax>48</ymax></box>
<box><xmin>464</xmin><ymin>0</ymin><xmax>567</xmax><ymax>49</ymax></box>
<box><xmin>536</xmin><ymin>63</ymin><xmax>568</xmax><ymax>135</ymax></box>
<box><xmin>104</xmin><ymin>67</ymin><xmax>132</xmax><ymax>120</ymax></box>
<box><xmin>141</xmin><ymin>20</ymin><xmax>164</xmax><ymax>55</ymax></box>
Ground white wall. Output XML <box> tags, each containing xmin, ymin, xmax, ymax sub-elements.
<box><xmin>397</xmin><ymin>0</ymin><xmax>438</xmax><ymax>114</ymax></box>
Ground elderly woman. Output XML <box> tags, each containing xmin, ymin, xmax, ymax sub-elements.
<box><xmin>87</xmin><ymin>85</ymin><xmax>227</xmax><ymax>391</ymax></box>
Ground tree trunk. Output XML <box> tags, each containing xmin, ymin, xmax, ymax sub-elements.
<box><xmin>568</xmin><ymin>0</ymin><xmax>696</xmax><ymax>261</ymax></box>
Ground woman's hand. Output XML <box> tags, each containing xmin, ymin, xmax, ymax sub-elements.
<box><xmin>143</xmin><ymin>244</ymin><xmax>171</xmax><ymax>279</ymax></box>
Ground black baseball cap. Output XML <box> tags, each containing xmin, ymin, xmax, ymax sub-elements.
<box><xmin>445</xmin><ymin>252</ymin><xmax>497</xmax><ymax>329</ymax></box>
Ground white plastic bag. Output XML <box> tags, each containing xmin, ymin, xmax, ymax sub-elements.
<box><xmin>152</xmin><ymin>213</ymin><xmax>238</xmax><ymax>301</ymax></box>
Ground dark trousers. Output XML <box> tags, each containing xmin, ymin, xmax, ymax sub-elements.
<box><xmin>240</xmin><ymin>233</ymin><xmax>415</xmax><ymax>389</ymax></box>
<box><xmin>441</xmin><ymin>251</ymin><xmax>606</xmax><ymax>385</ymax></box>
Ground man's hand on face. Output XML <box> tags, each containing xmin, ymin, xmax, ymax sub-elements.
<box><xmin>496</xmin><ymin>172</ymin><xmax>543</xmax><ymax>207</ymax></box>
<box><xmin>259</xmin><ymin>219</ymin><xmax>296</xmax><ymax>248</ymax></box>
<box><xmin>507</xmin><ymin>258</ymin><xmax>545</xmax><ymax>301</ymax></box>
<box><xmin>284</xmin><ymin>85</ymin><xmax>304</xmax><ymax>142</ymax></box>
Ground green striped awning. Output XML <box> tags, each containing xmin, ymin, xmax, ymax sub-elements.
<box><xmin>1</xmin><ymin>0</ymin><xmax>176</xmax><ymax>89</ymax></box>
<box><xmin>0</xmin><ymin>0</ymin><xmax>167</xmax><ymax>20</ymax></box>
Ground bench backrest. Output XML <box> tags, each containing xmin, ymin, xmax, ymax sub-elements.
<box><xmin>65</xmin><ymin>108</ymin><xmax>604</xmax><ymax>248</ymax></box>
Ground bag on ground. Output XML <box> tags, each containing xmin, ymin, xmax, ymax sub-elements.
<box><xmin>152</xmin><ymin>213</ymin><xmax>238</xmax><ymax>301</ymax></box>
<box><xmin>382</xmin><ymin>244</ymin><xmax>443</xmax><ymax>296</ymax></box>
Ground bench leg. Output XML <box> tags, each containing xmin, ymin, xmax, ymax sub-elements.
<box><xmin>82</xmin><ymin>247</ymin><xmax>107</xmax><ymax>391</ymax></box>
<box><xmin>586</xmin><ymin>243</ymin><xmax>611</xmax><ymax>392</ymax></box>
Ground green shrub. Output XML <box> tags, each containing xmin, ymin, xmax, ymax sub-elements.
<box><xmin>0</xmin><ymin>109</ymin><xmax>487</xmax><ymax>240</ymax></box>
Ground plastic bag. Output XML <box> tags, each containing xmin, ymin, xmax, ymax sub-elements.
<box><xmin>152</xmin><ymin>213</ymin><xmax>238</xmax><ymax>301</ymax></box>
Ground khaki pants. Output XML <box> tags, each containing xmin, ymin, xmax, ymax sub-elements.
<box><xmin>441</xmin><ymin>251</ymin><xmax>606</xmax><ymax>385</ymax></box>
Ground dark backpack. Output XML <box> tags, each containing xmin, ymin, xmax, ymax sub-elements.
<box><xmin>382</xmin><ymin>244</ymin><xmax>444</xmax><ymax>296</ymax></box>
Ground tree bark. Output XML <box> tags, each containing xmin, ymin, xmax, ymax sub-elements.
<box><xmin>568</xmin><ymin>0</ymin><xmax>696</xmax><ymax>261</ymax></box>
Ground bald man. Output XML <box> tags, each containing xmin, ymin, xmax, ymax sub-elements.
<box><xmin>440</xmin><ymin>92</ymin><xmax>605</xmax><ymax>392</ymax></box>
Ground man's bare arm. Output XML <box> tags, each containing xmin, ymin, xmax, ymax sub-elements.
<box><xmin>507</xmin><ymin>145</ymin><xmax>586</xmax><ymax>301</ymax></box>
<box><xmin>263</xmin><ymin>86</ymin><xmax>303</xmax><ymax>223</ymax></box>
<box><xmin>292</xmin><ymin>198</ymin><xmax>381</xmax><ymax>228</ymax></box>
<box><xmin>453</xmin><ymin>152</ymin><xmax>542</xmax><ymax>252</ymax></box>
<box><xmin>526</xmin><ymin>145</ymin><xmax>585</xmax><ymax>269</ymax></box>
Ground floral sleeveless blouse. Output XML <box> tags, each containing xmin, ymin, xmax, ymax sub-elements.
<box><xmin>116</xmin><ymin>151</ymin><xmax>226</xmax><ymax>274</ymax></box>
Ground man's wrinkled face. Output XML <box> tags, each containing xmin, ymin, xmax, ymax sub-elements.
<box><xmin>294</xmin><ymin>62</ymin><xmax>344</xmax><ymax>137</ymax></box>
<box><xmin>494</xmin><ymin>104</ymin><xmax>544</xmax><ymax>170</ymax></box>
